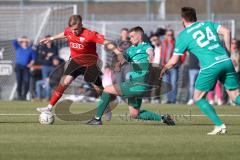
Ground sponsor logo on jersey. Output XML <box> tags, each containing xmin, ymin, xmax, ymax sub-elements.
<box><xmin>70</xmin><ymin>42</ymin><xmax>84</xmax><ymax>49</ymax></box>
<box><xmin>79</xmin><ymin>37</ymin><xmax>85</xmax><ymax>42</ymax></box>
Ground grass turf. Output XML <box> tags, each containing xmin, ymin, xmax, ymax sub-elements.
<box><xmin>1</xmin><ymin>101</ymin><xmax>240</xmax><ymax>160</ymax></box>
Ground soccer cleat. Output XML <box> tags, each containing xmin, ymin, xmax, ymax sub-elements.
<box><xmin>187</xmin><ymin>99</ymin><xmax>194</xmax><ymax>106</ymax></box>
<box><xmin>86</xmin><ymin>118</ymin><xmax>102</xmax><ymax>125</ymax></box>
<box><xmin>162</xmin><ymin>114</ymin><xmax>175</xmax><ymax>126</ymax></box>
<box><xmin>207</xmin><ymin>124</ymin><xmax>227</xmax><ymax>135</ymax></box>
<box><xmin>36</xmin><ymin>106</ymin><xmax>52</xmax><ymax>113</ymax></box>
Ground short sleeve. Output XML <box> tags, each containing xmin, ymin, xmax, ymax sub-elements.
<box><xmin>145</xmin><ymin>44</ymin><xmax>153</xmax><ymax>53</ymax></box>
<box><xmin>89</xmin><ymin>31</ymin><xmax>105</xmax><ymax>44</ymax></box>
<box><xmin>173</xmin><ymin>32</ymin><xmax>188</xmax><ymax>55</ymax></box>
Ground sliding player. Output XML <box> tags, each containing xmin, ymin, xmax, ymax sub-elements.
<box><xmin>87</xmin><ymin>26</ymin><xmax>175</xmax><ymax>126</ymax></box>
<box><xmin>37</xmin><ymin>15</ymin><xmax>124</xmax><ymax>113</ymax></box>
<box><xmin>160</xmin><ymin>7</ymin><xmax>240</xmax><ymax>135</ymax></box>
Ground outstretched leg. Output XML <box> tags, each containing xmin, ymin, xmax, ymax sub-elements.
<box><xmin>37</xmin><ymin>75</ymin><xmax>74</xmax><ymax>112</ymax></box>
<box><xmin>193</xmin><ymin>89</ymin><xmax>226</xmax><ymax>135</ymax></box>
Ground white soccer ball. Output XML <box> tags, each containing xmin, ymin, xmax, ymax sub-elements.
<box><xmin>39</xmin><ymin>112</ymin><xmax>55</xmax><ymax>125</ymax></box>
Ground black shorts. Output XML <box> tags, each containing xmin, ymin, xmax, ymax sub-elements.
<box><xmin>64</xmin><ymin>59</ymin><xmax>102</xmax><ymax>87</ymax></box>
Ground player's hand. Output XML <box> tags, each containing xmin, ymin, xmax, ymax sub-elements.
<box><xmin>117</xmin><ymin>54</ymin><xmax>126</xmax><ymax>65</ymax></box>
<box><xmin>39</xmin><ymin>37</ymin><xmax>52</xmax><ymax>44</ymax></box>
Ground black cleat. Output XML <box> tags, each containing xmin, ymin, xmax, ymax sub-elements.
<box><xmin>162</xmin><ymin>114</ymin><xmax>175</xmax><ymax>126</ymax></box>
<box><xmin>86</xmin><ymin>118</ymin><xmax>102</xmax><ymax>125</ymax></box>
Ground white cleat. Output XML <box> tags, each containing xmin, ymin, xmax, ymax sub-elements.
<box><xmin>36</xmin><ymin>106</ymin><xmax>52</xmax><ymax>113</ymax></box>
<box><xmin>187</xmin><ymin>99</ymin><xmax>194</xmax><ymax>106</ymax></box>
<box><xmin>207</xmin><ymin>124</ymin><xmax>227</xmax><ymax>135</ymax></box>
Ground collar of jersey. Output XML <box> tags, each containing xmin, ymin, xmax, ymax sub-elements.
<box><xmin>132</xmin><ymin>42</ymin><xmax>146</xmax><ymax>47</ymax></box>
<box><xmin>186</xmin><ymin>21</ymin><xmax>198</xmax><ymax>28</ymax></box>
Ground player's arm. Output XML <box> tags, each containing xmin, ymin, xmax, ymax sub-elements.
<box><xmin>90</xmin><ymin>31</ymin><xmax>125</xmax><ymax>64</ymax></box>
<box><xmin>159</xmin><ymin>31</ymin><xmax>187</xmax><ymax>79</ymax></box>
<box><xmin>104</xmin><ymin>40</ymin><xmax>125</xmax><ymax>64</ymax></box>
<box><xmin>104</xmin><ymin>40</ymin><xmax>122</xmax><ymax>55</ymax></box>
<box><xmin>159</xmin><ymin>55</ymin><xmax>180</xmax><ymax>79</ymax></box>
<box><xmin>217</xmin><ymin>26</ymin><xmax>231</xmax><ymax>52</ymax></box>
<box><xmin>39</xmin><ymin>32</ymin><xmax>66</xmax><ymax>44</ymax></box>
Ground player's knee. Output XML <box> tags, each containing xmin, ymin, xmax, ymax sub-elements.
<box><xmin>193</xmin><ymin>94</ymin><xmax>202</xmax><ymax>102</ymax></box>
<box><xmin>129</xmin><ymin>109</ymin><xmax>139</xmax><ymax>119</ymax></box>
<box><xmin>62</xmin><ymin>79</ymin><xmax>72</xmax><ymax>86</ymax></box>
<box><xmin>230</xmin><ymin>94</ymin><xmax>237</xmax><ymax>102</ymax></box>
<box><xmin>193</xmin><ymin>91</ymin><xmax>206</xmax><ymax>102</ymax></box>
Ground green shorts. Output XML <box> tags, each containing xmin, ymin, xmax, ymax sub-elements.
<box><xmin>119</xmin><ymin>80</ymin><xmax>151</xmax><ymax>97</ymax></box>
<box><xmin>127</xmin><ymin>97</ymin><xmax>142</xmax><ymax>109</ymax></box>
<box><xmin>195</xmin><ymin>59</ymin><xmax>240</xmax><ymax>91</ymax></box>
<box><xmin>119</xmin><ymin>78</ymin><xmax>151</xmax><ymax>109</ymax></box>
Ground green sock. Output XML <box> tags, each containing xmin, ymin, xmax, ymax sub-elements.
<box><xmin>138</xmin><ymin>110</ymin><xmax>162</xmax><ymax>121</ymax></box>
<box><xmin>95</xmin><ymin>92</ymin><xmax>111</xmax><ymax>119</ymax></box>
<box><xmin>195</xmin><ymin>99</ymin><xmax>223</xmax><ymax>126</ymax></box>
<box><xmin>235</xmin><ymin>95</ymin><xmax>240</xmax><ymax>105</ymax></box>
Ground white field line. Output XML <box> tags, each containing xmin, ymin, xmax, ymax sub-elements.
<box><xmin>0</xmin><ymin>114</ymin><xmax>240</xmax><ymax>117</ymax></box>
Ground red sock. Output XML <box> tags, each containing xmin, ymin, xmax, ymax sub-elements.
<box><xmin>49</xmin><ymin>84</ymin><xmax>67</xmax><ymax>106</ymax></box>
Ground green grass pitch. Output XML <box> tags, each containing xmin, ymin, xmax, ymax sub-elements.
<box><xmin>1</xmin><ymin>101</ymin><xmax>240</xmax><ymax>160</ymax></box>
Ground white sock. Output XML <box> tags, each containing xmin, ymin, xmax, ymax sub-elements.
<box><xmin>47</xmin><ymin>104</ymin><xmax>53</xmax><ymax>109</ymax></box>
<box><xmin>94</xmin><ymin>116</ymin><xmax>100</xmax><ymax>120</ymax></box>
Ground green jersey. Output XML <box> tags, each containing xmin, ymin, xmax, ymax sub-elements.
<box><xmin>174</xmin><ymin>21</ymin><xmax>230</xmax><ymax>69</ymax></box>
<box><xmin>125</xmin><ymin>42</ymin><xmax>152</xmax><ymax>80</ymax></box>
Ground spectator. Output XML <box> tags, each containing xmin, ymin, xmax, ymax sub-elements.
<box><xmin>49</xmin><ymin>56</ymin><xmax>65</xmax><ymax>90</ymax></box>
<box><xmin>149</xmin><ymin>34</ymin><xmax>161</xmax><ymax>66</ymax></box>
<box><xmin>37</xmin><ymin>35</ymin><xmax>58</xmax><ymax>79</ymax></box>
<box><xmin>161</xmin><ymin>29</ymin><xmax>178</xmax><ymax>104</ymax></box>
<box><xmin>187</xmin><ymin>53</ymin><xmax>200</xmax><ymax>105</ymax></box>
<box><xmin>35</xmin><ymin>76</ymin><xmax>51</xmax><ymax>101</ymax></box>
<box><xmin>114</xmin><ymin>28</ymin><xmax>131</xmax><ymax>50</ymax></box>
<box><xmin>112</xmin><ymin>28</ymin><xmax>131</xmax><ymax>84</ymax></box>
<box><xmin>226</xmin><ymin>39</ymin><xmax>240</xmax><ymax>105</ymax></box>
<box><xmin>176</xmin><ymin>52</ymin><xmax>188</xmax><ymax>104</ymax></box>
<box><xmin>149</xmin><ymin>34</ymin><xmax>162</xmax><ymax>103</ymax></box>
<box><xmin>12</xmin><ymin>36</ymin><xmax>36</xmax><ymax>100</ymax></box>
<box><xmin>230</xmin><ymin>39</ymin><xmax>240</xmax><ymax>76</ymax></box>
<box><xmin>35</xmin><ymin>56</ymin><xmax>64</xmax><ymax>101</ymax></box>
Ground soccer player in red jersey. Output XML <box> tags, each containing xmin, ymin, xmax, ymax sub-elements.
<box><xmin>37</xmin><ymin>15</ymin><xmax>123</xmax><ymax>112</ymax></box>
